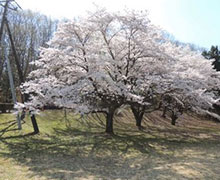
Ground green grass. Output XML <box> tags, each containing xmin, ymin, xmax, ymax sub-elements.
<box><xmin>0</xmin><ymin>110</ymin><xmax>220</xmax><ymax>180</ymax></box>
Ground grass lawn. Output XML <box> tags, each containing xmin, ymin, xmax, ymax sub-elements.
<box><xmin>0</xmin><ymin>110</ymin><xmax>220</xmax><ymax>180</ymax></box>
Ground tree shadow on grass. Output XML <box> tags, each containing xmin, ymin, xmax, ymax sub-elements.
<box><xmin>140</xmin><ymin>123</ymin><xmax>220</xmax><ymax>143</ymax></box>
<box><xmin>0</xmin><ymin>120</ymin><xmax>28</xmax><ymax>138</ymax></box>
<box><xmin>0</xmin><ymin>126</ymin><xmax>171</xmax><ymax>180</ymax></box>
<box><xmin>0</xmin><ymin>132</ymin><xmax>38</xmax><ymax>141</ymax></box>
<box><xmin>54</xmin><ymin>127</ymin><xmax>152</xmax><ymax>154</ymax></box>
<box><xmin>1</xmin><ymin>124</ymin><xmax>220</xmax><ymax>180</ymax></box>
<box><xmin>0</xmin><ymin>120</ymin><xmax>17</xmax><ymax>126</ymax></box>
<box><xmin>0</xmin><ymin>121</ymin><xmax>18</xmax><ymax>138</ymax></box>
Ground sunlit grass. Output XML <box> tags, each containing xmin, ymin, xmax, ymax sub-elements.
<box><xmin>0</xmin><ymin>110</ymin><xmax>220</xmax><ymax>180</ymax></box>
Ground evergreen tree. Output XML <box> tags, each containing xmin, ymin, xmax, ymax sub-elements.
<box><xmin>202</xmin><ymin>46</ymin><xmax>220</xmax><ymax>71</ymax></box>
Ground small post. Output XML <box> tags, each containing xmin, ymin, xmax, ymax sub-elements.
<box><xmin>30</xmin><ymin>114</ymin><xmax>39</xmax><ymax>134</ymax></box>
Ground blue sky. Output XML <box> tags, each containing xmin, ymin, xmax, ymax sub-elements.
<box><xmin>16</xmin><ymin>0</ymin><xmax>220</xmax><ymax>49</ymax></box>
<box><xmin>158</xmin><ymin>0</ymin><xmax>220</xmax><ymax>49</ymax></box>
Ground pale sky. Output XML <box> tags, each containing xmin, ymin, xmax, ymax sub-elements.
<box><xmin>15</xmin><ymin>0</ymin><xmax>220</xmax><ymax>49</ymax></box>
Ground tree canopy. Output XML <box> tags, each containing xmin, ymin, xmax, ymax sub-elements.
<box><xmin>21</xmin><ymin>9</ymin><xmax>220</xmax><ymax>133</ymax></box>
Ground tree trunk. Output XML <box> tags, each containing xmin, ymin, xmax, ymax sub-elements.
<box><xmin>20</xmin><ymin>109</ymin><xmax>26</xmax><ymax>121</ymax></box>
<box><xmin>0</xmin><ymin>58</ymin><xmax>5</xmax><ymax>81</ymax></box>
<box><xmin>105</xmin><ymin>108</ymin><xmax>115</xmax><ymax>134</ymax></box>
<box><xmin>2</xmin><ymin>106</ymin><xmax>6</xmax><ymax>113</ymax></box>
<box><xmin>171</xmin><ymin>114</ymin><xmax>177</xmax><ymax>126</ymax></box>
<box><xmin>31</xmin><ymin>114</ymin><xmax>39</xmax><ymax>134</ymax></box>
<box><xmin>162</xmin><ymin>106</ymin><xmax>167</xmax><ymax>118</ymax></box>
<box><xmin>131</xmin><ymin>105</ymin><xmax>145</xmax><ymax>129</ymax></box>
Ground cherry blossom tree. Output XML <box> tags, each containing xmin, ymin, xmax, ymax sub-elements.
<box><xmin>21</xmin><ymin>9</ymin><xmax>220</xmax><ymax>133</ymax></box>
<box><xmin>160</xmin><ymin>43</ymin><xmax>220</xmax><ymax>124</ymax></box>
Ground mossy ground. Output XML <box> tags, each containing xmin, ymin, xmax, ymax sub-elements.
<box><xmin>0</xmin><ymin>110</ymin><xmax>220</xmax><ymax>180</ymax></box>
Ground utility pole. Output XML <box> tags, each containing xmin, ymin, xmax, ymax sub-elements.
<box><xmin>0</xmin><ymin>0</ymin><xmax>39</xmax><ymax>133</ymax></box>
<box><xmin>0</xmin><ymin>0</ymin><xmax>9</xmax><ymax>78</ymax></box>
<box><xmin>0</xmin><ymin>0</ymin><xmax>22</xmax><ymax>129</ymax></box>
<box><xmin>4</xmin><ymin>43</ymin><xmax>21</xmax><ymax>129</ymax></box>
<box><xmin>0</xmin><ymin>0</ymin><xmax>24</xmax><ymax>84</ymax></box>
<box><xmin>5</xmin><ymin>19</ymin><xmax>24</xmax><ymax>83</ymax></box>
